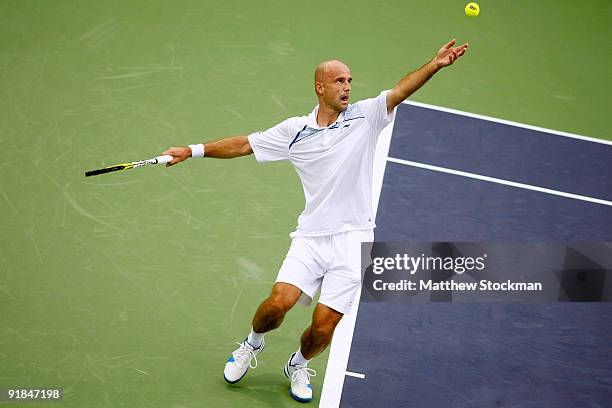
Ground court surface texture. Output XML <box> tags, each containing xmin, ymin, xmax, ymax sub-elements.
<box><xmin>2</xmin><ymin>1</ymin><xmax>610</xmax><ymax>407</ymax></box>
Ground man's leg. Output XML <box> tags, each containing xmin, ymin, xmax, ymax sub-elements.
<box><xmin>224</xmin><ymin>282</ymin><xmax>302</xmax><ymax>384</ymax></box>
<box><xmin>252</xmin><ymin>282</ymin><xmax>302</xmax><ymax>334</ymax></box>
<box><xmin>284</xmin><ymin>303</ymin><xmax>343</xmax><ymax>402</ymax></box>
<box><xmin>300</xmin><ymin>303</ymin><xmax>343</xmax><ymax>359</ymax></box>
<box><xmin>284</xmin><ymin>230</ymin><xmax>370</xmax><ymax>401</ymax></box>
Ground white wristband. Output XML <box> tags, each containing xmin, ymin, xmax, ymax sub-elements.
<box><xmin>188</xmin><ymin>143</ymin><xmax>205</xmax><ymax>158</ymax></box>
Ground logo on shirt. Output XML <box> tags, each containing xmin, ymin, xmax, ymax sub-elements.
<box><xmin>288</xmin><ymin>105</ymin><xmax>365</xmax><ymax>149</ymax></box>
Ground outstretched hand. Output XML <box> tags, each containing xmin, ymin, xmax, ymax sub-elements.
<box><xmin>162</xmin><ymin>146</ymin><xmax>191</xmax><ymax>167</ymax></box>
<box><xmin>433</xmin><ymin>39</ymin><xmax>469</xmax><ymax>69</ymax></box>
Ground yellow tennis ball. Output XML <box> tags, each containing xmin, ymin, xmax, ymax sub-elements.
<box><xmin>465</xmin><ymin>2</ymin><xmax>480</xmax><ymax>17</ymax></box>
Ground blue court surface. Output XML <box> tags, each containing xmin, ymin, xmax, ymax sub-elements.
<box><xmin>330</xmin><ymin>103</ymin><xmax>612</xmax><ymax>407</ymax></box>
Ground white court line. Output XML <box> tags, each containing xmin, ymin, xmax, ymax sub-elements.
<box><xmin>402</xmin><ymin>100</ymin><xmax>612</xmax><ymax>145</ymax></box>
<box><xmin>319</xmin><ymin>113</ymin><xmax>396</xmax><ymax>408</ymax></box>
<box><xmin>387</xmin><ymin>157</ymin><xmax>612</xmax><ymax>207</ymax></box>
<box><xmin>345</xmin><ymin>371</ymin><xmax>366</xmax><ymax>379</ymax></box>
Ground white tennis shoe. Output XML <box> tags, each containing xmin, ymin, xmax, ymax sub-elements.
<box><xmin>223</xmin><ymin>339</ymin><xmax>265</xmax><ymax>384</ymax></box>
<box><xmin>284</xmin><ymin>353</ymin><xmax>316</xmax><ymax>403</ymax></box>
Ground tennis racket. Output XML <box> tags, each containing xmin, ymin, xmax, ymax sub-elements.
<box><xmin>85</xmin><ymin>155</ymin><xmax>173</xmax><ymax>177</ymax></box>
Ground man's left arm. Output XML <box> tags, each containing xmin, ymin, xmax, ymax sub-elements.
<box><xmin>386</xmin><ymin>39</ymin><xmax>469</xmax><ymax>114</ymax></box>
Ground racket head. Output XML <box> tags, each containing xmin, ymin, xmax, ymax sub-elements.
<box><xmin>84</xmin><ymin>164</ymin><xmax>131</xmax><ymax>177</ymax></box>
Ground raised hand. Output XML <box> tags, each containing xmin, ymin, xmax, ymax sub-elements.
<box><xmin>433</xmin><ymin>39</ymin><xmax>469</xmax><ymax>69</ymax></box>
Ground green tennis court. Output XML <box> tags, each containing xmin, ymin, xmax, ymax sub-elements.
<box><xmin>1</xmin><ymin>1</ymin><xmax>610</xmax><ymax>407</ymax></box>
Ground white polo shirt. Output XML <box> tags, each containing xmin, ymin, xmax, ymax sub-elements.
<box><xmin>248</xmin><ymin>90</ymin><xmax>394</xmax><ymax>237</ymax></box>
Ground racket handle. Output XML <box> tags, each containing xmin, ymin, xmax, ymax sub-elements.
<box><xmin>155</xmin><ymin>155</ymin><xmax>174</xmax><ymax>164</ymax></box>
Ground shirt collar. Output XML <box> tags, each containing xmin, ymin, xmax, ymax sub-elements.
<box><xmin>309</xmin><ymin>105</ymin><xmax>346</xmax><ymax>129</ymax></box>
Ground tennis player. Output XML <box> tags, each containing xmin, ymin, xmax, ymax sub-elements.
<box><xmin>163</xmin><ymin>39</ymin><xmax>468</xmax><ymax>403</ymax></box>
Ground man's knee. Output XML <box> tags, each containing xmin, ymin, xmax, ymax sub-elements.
<box><xmin>311</xmin><ymin>323</ymin><xmax>335</xmax><ymax>342</ymax></box>
<box><xmin>266</xmin><ymin>283</ymin><xmax>301</xmax><ymax>314</ymax></box>
<box><xmin>264</xmin><ymin>295</ymin><xmax>292</xmax><ymax>316</ymax></box>
<box><xmin>310</xmin><ymin>304</ymin><xmax>343</xmax><ymax>341</ymax></box>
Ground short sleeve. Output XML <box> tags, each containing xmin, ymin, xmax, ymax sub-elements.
<box><xmin>355</xmin><ymin>90</ymin><xmax>395</xmax><ymax>134</ymax></box>
<box><xmin>248</xmin><ymin>119</ymin><xmax>292</xmax><ymax>162</ymax></box>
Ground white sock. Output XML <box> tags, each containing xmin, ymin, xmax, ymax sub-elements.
<box><xmin>290</xmin><ymin>348</ymin><xmax>310</xmax><ymax>366</ymax></box>
<box><xmin>247</xmin><ymin>328</ymin><xmax>264</xmax><ymax>348</ymax></box>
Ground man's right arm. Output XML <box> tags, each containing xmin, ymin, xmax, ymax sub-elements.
<box><xmin>386</xmin><ymin>39</ymin><xmax>468</xmax><ymax>114</ymax></box>
<box><xmin>162</xmin><ymin>135</ymin><xmax>253</xmax><ymax>167</ymax></box>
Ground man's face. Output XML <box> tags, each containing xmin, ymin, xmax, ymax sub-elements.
<box><xmin>317</xmin><ymin>62</ymin><xmax>352</xmax><ymax>111</ymax></box>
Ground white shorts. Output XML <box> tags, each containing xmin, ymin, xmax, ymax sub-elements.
<box><xmin>275</xmin><ymin>229</ymin><xmax>374</xmax><ymax>315</ymax></box>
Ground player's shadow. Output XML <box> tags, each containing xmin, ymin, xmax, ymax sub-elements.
<box><xmin>222</xmin><ymin>372</ymin><xmax>307</xmax><ymax>406</ymax></box>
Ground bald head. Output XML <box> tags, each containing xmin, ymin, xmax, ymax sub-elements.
<box><xmin>314</xmin><ymin>60</ymin><xmax>350</xmax><ymax>84</ymax></box>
